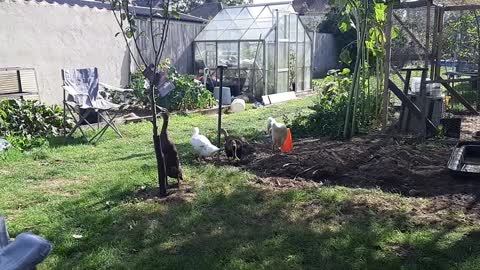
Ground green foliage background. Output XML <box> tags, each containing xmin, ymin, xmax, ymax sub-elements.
<box><xmin>0</xmin><ymin>100</ymin><xmax>66</xmax><ymax>150</ymax></box>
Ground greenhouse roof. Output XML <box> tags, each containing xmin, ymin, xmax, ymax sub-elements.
<box><xmin>194</xmin><ymin>2</ymin><xmax>296</xmax><ymax>41</ymax></box>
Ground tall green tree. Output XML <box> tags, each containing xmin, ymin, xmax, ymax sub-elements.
<box><xmin>330</xmin><ymin>0</ymin><xmax>393</xmax><ymax>138</ymax></box>
<box><xmin>443</xmin><ymin>11</ymin><xmax>480</xmax><ymax>66</ymax></box>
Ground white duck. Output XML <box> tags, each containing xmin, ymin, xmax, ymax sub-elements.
<box><xmin>267</xmin><ymin>117</ymin><xmax>288</xmax><ymax>151</ymax></box>
<box><xmin>191</xmin><ymin>127</ymin><xmax>220</xmax><ymax>158</ymax></box>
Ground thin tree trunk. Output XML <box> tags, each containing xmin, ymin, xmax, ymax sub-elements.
<box><xmin>344</xmin><ymin>29</ymin><xmax>362</xmax><ymax>139</ymax></box>
<box><xmin>351</xmin><ymin>4</ymin><xmax>369</xmax><ymax>135</ymax></box>
<box><xmin>381</xmin><ymin>4</ymin><xmax>393</xmax><ymax>129</ymax></box>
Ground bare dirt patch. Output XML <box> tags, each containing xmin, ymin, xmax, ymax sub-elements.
<box><xmin>31</xmin><ymin>177</ymin><xmax>85</xmax><ymax>197</ymax></box>
<box><xmin>135</xmin><ymin>184</ymin><xmax>196</xmax><ymax>204</ymax></box>
<box><xmin>218</xmin><ymin>135</ymin><xmax>480</xmax><ymax>223</ymax></box>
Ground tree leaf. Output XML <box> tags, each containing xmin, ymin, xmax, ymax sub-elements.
<box><xmin>339</xmin><ymin>48</ymin><xmax>352</xmax><ymax>65</ymax></box>
<box><xmin>392</xmin><ymin>27</ymin><xmax>400</xmax><ymax>40</ymax></box>
<box><xmin>338</xmin><ymin>21</ymin><xmax>350</xmax><ymax>33</ymax></box>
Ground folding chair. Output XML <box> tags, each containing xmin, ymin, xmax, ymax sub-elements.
<box><xmin>0</xmin><ymin>216</ymin><xmax>52</xmax><ymax>270</ymax></box>
<box><xmin>62</xmin><ymin>68</ymin><xmax>132</xmax><ymax>143</ymax></box>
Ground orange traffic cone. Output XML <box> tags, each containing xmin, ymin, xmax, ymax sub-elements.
<box><xmin>281</xmin><ymin>128</ymin><xmax>293</xmax><ymax>153</ymax></box>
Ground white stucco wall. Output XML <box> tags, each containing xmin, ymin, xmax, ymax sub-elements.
<box><xmin>0</xmin><ymin>0</ymin><xmax>130</xmax><ymax>105</ymax></box>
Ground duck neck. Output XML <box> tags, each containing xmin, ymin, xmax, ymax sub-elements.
<box><xmin>161</xmin><ymin>113</ymin><xmax>169</xmax><ymax>135</ymax></box>
<box><xmin>220</xmin><ymin>128</ymin><xmax>229</xmax><ymax>138</ymax></box>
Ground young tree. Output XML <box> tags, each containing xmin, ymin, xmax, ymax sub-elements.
<box><xmin>110</xmin><ymin>0</ymin><xmax>176</xmax><ymax>197</ymax></box>
<box><xmin>331</xmin><ymin>0</ymin><xmax>394</xmax><ymax>138</ymax></box>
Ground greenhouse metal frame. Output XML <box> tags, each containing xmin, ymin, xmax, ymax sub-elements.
<box><xmin>193</xmin><ymin>2</ymin><xmax>312</xmax><ymax>99</ymax></box>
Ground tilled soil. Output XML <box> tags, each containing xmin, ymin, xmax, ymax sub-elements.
<box><xmin>216</xmin><ymin>135</ymin><xmax>480</xmax><ymax>222</ymax></box>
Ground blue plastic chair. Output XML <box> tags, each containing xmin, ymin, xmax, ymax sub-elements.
<box><xmin>0</xmin><ymin>217</ymin><xmax>52</xmax><ymax>270</ymax></box>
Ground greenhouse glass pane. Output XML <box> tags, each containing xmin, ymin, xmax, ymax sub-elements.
<box><xmin>247</xmin><ymin>6</ymin><xmax>264</xmax><ymax>18</ymax></box>
<box><xmin>236</xmin><ymin>7</ymin><xmax>254</xmax><ymax>19</ymax></box>
<box><xmin>204</xmin><ymin>19</ymin><xmax>231</xmax><ymax>30</ymax></box>
<box><xmin>265</xmin><ymin>30</ymin><xmax>275</xmax><ymax>42</ymax></box>
<box><xmin>298</xmin><ymin>23</ymin><xmax>305</xmax><ymax>42</ymax></box>
<box><xmin>277</xmin><ymin>72</ymin><xmax>288</xmax><ymax>93</ymax></box>
<box><xmin>253</xmin><ymin>73</ymin><xmax>265</xmax><ymax>98</ymax></box>
<box><xmin>304</xmin><ymin>68</ymin><xmax>311</xmax><ymax>90</ymax></box>
<box><xmin>226</xmin><ymin>7</ymin><xmax>243</xmax><ymax>18</ymax></box>
<box><xmin>297</xmin><ymin>43</ymin><xmax>305</xmax><ymax>67</ymax></box>
<box><xmin>241</xmin><ymin>28</ymin><xmax>269</xmax><ymax>40</ymax></box>
<box><xmin>218</xmin><ymin>29</ymin><xmax>244</xmax><ymax>40</ymax></box>
<box><xmin>296</xmin><ymin>68</ymin><xmax>304</xmax><ymax>90</ymax></box>
<box><xmin>257</xmin><ymin>6</ymin><xmax>272</xmax><ymax>18</ymax></box>
<box><xmin>240</xmin><ymin>41</ymin><xmax>263</xmax><ymax>68</ymax></box>
<box><xmin>218</xmin><ymin>42</ymin><xmax>239</xmax><ymax>68</ymax></box>
<box><xmin>288</xmin><ymin>44</ymin><xmax>296</xmax><ymax>85</ymax></box>
<box><xmin>289</xmin><ymin>14</ymin><xmax>297</xmax><ymax>42</ymax></box>
<box><xmin>278</xmin><ymin>42</ymin><xmax>288</xmax><ymax>69</ymax></box>
<box><xmin>250</xmin><ymin>19</ymin><xmax>273</xmax><ymax>29</ymax></box>
<box><xmin>240</xmin><ymin>69</ymin><xmax>250</xmax><ymax>87</ymax></box>
<box><xmin>305</xmin><ymin>42</ymin><xmax>312</xmax><ymax>66</ymax></box>
<box><xmin>233</xmin><ymin>18</ymin><xmax>255</xmax><ymax>29</ymax></box>
<box><xmin>196</xmin><ymin>29</ymin><xmax>224</xmax><ymax>41</ymax></box>
<box><xmin>267</xmin><ymin>68</ymin><xmax>275</xmax><ymax>94</ymax></box>
<box><xmin>195</xmin><ymin>42</ymin><xmax>206</xmax><ymax>62</ymax></box>
<box><xmin>194</xmin><ymin>43</ymin><xmax>207</xmax><ymax>75</ymax></box>
<box><xmin>205</xmin><ymin>42</ymin><xmax>217</xmax><ymax>69</ymax></box>
<box><xmin>278</xmin><ymin>13</ymin><xmax>288</xmax><ymax>40</ymax></box>
<box><xmin>224</xmin><ymin>69</ymin><xmax>242</xmax><ymax>96</ymax></box>
<box><xmin>213</xmin><ymin>9</ymin><xmax>233</xmax><ymax>21</ymax></box>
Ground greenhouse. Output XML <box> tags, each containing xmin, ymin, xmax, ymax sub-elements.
<box><xmin>193</xmin><ymin>2</ymin><xmax>312</xmax><ymax>100</ymax></box>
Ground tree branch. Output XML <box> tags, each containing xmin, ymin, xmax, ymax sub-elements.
<box><xmin>125</xmin><ymin>3</ymin><xmax>148</xmax><ymax>67</ymax></box>
<box><xmin>149</xmin><ymin>0</ymin><xmax>158</xmax><ymax>56</ymax></box>
<box><xmin>111</xmin><ymin>8</ymin><xmax>142</xmax><ymax>70</ymax></box>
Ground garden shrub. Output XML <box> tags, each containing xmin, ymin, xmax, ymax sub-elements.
<box><xmin>129</xmin><ymin>63</ymin><xmax>216</xmax><ymax>111</ymax></box>
<box><xmin>284</xmin><ymin>69</ymin><xmax>351</xmax><ymax>138</ymax></box>
<box><xmin>0</xmin><ymin>99</ymin><xmax>66</xmax><ymax>150</ymax></box>
<box><xmin>158</xmin><ymin>70</ymin><xmax>216</xmax><ymax>111</ymax></box>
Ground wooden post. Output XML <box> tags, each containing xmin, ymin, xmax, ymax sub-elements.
<box><xmin>399</xmin><ymin>70</ymin><xmax>412</xmax><ymax>132</ymax></box>
<box><xmin>381</xmin><ymin>4</ymin><xmax>393</xmax><ymax>129</ymax></box>
<box><xmin>425</xmin><ymin>0</ymin><xmax>432</xmax><ymax>72</ymax></box>
<box><xmin>430</xmin><ymin>7</ymin><xmax>439</xmax><ymax>79</ymax></box>
<box><xmin>419</xmin><ymin>69</ymin><xmax>428</xmax><ymax>139</ymax></box>
<box><xmin>434</xmin><ymin>8</ymin><xmax>445</xmax><ymax>79</ymax></box>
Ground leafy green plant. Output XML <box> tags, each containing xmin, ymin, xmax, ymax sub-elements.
<box><xmin>0</xmin><ymin>99</ymin><xmax>67</xmax><ymax>150</ymax></box>
<box><xmin>129</xmin><ymin>63</ymin><xmax>216</xmax><ymax>112</ymax></box>
<box><xmin>128</xmin><ymin>67</ymin><xmax>150</xmax><ymax>107</ymax></box>
<box><xmin>159</xmin><ymin>69</ymin><xmax>216</xmax><ymax>111</ymax></box>
<box><xmin>285</xmin><ymin>69</ymin><xmax>352</xmax><ymax>138</ymax></box>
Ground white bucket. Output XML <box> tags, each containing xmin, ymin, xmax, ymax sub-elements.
<box><xmin>230</xmin><ymin>99</ymin><xmax>246</xmax><ymax>113</ymax></box>
<box><xmin>213</xmin><ymin>87</ymin><xmax>232</xmax><ymax>105</ymax></box>
<box><xmin>410</xmin><ymin>77</ymin><xmax>421</xmax><ymax>94</ymax></box>
<box><xmin>427</xmin><ymin>83</ymin><xmax>442</xmax><ymax>97</ymax></box>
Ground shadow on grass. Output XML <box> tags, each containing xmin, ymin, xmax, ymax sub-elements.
<box><xmin>45</xmin><ymin>181</ymin><xmax>480</xmax><ymax>270</ymax></box>
<box><xmin>47</xmin><ymin>136</ymin><xmax>88</xmax><ymax>148</ymax></box>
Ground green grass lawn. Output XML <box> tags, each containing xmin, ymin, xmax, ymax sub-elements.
<box><xmin>1</xmin><ymin>96</ymin><xmax>480</xmax><ymax>270</ymax></box>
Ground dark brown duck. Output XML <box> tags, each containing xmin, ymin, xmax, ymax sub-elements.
<box><xmin>160</xmin><ymin>111</ymin><xmax>183</xmax><ymax>184</ymax></box>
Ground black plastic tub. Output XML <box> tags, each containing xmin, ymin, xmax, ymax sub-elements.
<box><xmin>448</xmin><ymin>141</ymin><xmax>480</xmax><ymax>178</ymax></box>
<box><xmin>440</xmin><ymin>118</ymin><xmax>462</xmax><ymax>138</ymax></box>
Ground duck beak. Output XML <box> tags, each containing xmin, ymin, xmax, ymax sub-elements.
<box><xmin>156</xmin><ymin>105</ymin><xmax>168</xmax><ymax>113</ymax></box>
